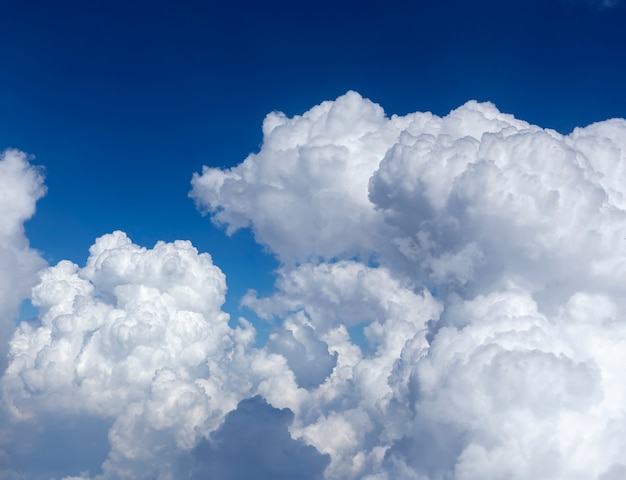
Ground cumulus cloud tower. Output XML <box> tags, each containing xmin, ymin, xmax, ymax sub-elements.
<box><xmin>0</xmin><ymin>149</ymin><xmax>46</xmax><ymax>373</ymax></box>
<box><xmin>192</xmin><ymin>92</ymin><xmax>626</xmax><ymax>479</ymax></box>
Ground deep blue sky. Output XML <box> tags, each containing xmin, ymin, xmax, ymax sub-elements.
<box><xmin>1</xmin><ymin>0</ymin><xmax>625</xmax><ymax>317</ymax></box>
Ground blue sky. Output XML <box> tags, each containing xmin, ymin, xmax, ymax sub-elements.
<box><xmin>2</xmin><ymin>1</ymin><xmax>626</xmax><ymax>479</ymax></box>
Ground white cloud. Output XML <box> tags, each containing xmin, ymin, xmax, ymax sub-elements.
<box><xmin>380</xmin><ymin>289</ymin><xmax>620</xmax><ymax>479</ymax></box>
<box><xmin>1</xmin><ymin>232</ymin><xmax>262</xmax><ymax>478</ymax></box>
<box><xmin>0</xmin><ymin>149</ymin><xmax>46</xmax><ymax>374</ymax></box>
<box><xmin>192</xmin><ymin>92</ymin><xmax>626</xmax><ymax>478</ymax></box>
<box><xmin>244</xmin><ymin>261</ymin><xmax>442</xmax><ymax>477</ymax></box>
<box><xmin>5</xmin><ymin>91</ymin><xmax>626</xmax><ymax>478</ymax></box>
<box><xmin>369</xmin><ymin>106</ymin><xmax>626</xmax><ymax>310</ymax></box>
<box><xmin>189</xmin><ymin>91</ymin><xmax>407</xmax><ymax>264</ymax></box>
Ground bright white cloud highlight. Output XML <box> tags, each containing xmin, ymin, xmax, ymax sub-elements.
<box><xmin>190</xmin><ymin>91</ymin><xmax>402</xmax><ymax>263</ymax></box>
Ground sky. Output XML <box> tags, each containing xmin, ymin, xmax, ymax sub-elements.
<box><xmin>2</xmin><ymin>0</ymin><xmax>626</xmax><ymax>478</ymax></box>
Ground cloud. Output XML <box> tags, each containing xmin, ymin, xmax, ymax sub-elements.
<box><xmin>192</xmin><ymin>92</ymin><xmax>626</xmax><ymax>478</ymax></box>
<box><xmin>0</xmin><ymin>149</ymin><xmax>46</xmax><ymax>374</ymax></box>
<box><xmin>243</xmin><ymin>261</ymin><xmax>442</xmax><ymax>477</ymax></box>
<box><xmin>189</xmin><ymin>91</ymin><xmax>400</xmax><ymax>264</ymax></box>
<box><xmin>5</xmin><ymin>91</ymin><xmax>626</xmax><ymax>478</ymax></box>
<box><xmin>369</xmin><ymin>103</ymin><xmax>626</xmax><ymax>309</ymax></box>
<box><xmin>378</xmin><ymin>289</ymin><xmax>620</xmax><ymax>479</ymax></box>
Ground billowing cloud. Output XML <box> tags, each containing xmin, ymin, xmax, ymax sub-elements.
<box><xmin>191</xmin><ymin>92</ymin><xmax>626</xmax><ymax>478</ymax></box>
<box><xmin>0</xmin><ymin>149</ymin><xmax>46</xmax><ymax>373</ymax></box>
<box><xmin>1</xmin><ymin>231</ymin><xmax>265</xmax><ymax>478</ymax></box>
<box><xmin>5</xmin><ymin>91</ymin><xmax>626</xmax><ymax>478</ymax></box>
<box><xmin>190</xmin><ymin>91</ymin><xmax>400</xmax><ymax>264</ymax></box>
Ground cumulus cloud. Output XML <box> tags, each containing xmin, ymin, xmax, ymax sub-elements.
<box><xmin>243</xmin><ymin>262</ymin><xmax>441</xmax><ymax>478</ymax></box>
<box><xmin>0</xmin><ymin>149</ymin><xmax>46</xmax><ymax>374</ymax></box>
<box><xmin>5</xmin><ymin>91</ymin><xmax>626</xmax><ymax>479</ymax></box>
<box><xmin>191</xmin><ymin>92</ymin><xmax>626</xmax><ymax>478</ymax></box>
<box><xmin>1</xmin><ymin>232</ymin><xmax>266</xmax><ymax>478</ymax></box>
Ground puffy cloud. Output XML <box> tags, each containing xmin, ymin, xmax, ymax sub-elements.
<box><xmin>244</xmin><ymin>261</ymin><xmax>442</xmax><ymax>478</ymax></box>
<box><xmin>189</xmin><ymin>91</ymin><xmax>404</xmax><ymax>264</ymax></box>
<box><xmin>194</xmin><ymin>93</ymin><xmax>626</xmax><ymax>314</ymax></box>
<box><xmin>6</xmin><ymin>91</ymin><xmax>626</xmax><ymax>479</ymax></box>
<box><xmin>368</xmin><ymin>107</ymin><xmax>626</xmax><ymax>310</ymax></box>
<box><xmin>379</xmin><ymin>289</ymin><xmax>623</xmax><ymax>479</ymax></box>
<box><xmin>192</xmin><ymin>92</ymin><xmax>626</xmax><ymax>478</ymax></box>
<box><xmin>193</xmin><ymin>93</ymin><xmax>626</xmax><ymax>309</ymax></box>
<box><xmin>1</xmin><ymin>232</ymin><xmax>264</xmax><ymax>478</ymax></box>
<box><xmin>0</xmin><ymin>149</ymin><xmax>46</xmax><ymax>374</ymax></box>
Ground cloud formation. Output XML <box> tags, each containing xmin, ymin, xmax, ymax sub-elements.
<box><xmin>0</xmin><ymin>149</ymin><xmax>46</xmax><ymax>374</ymax></box>
<box><xmin>192</xmin><ymin>92</ymin><xmax>626</xmax><ymax>478</ymax></box>
<box><xmin>1</xmin><ymin>231</ymin><xmax>263</xmax><ymax>478</ymax></box>
<box><xmin>190</xmin><ymin>91</ymin><xmax>397</xmax><ymax>263</ymax></box>
<box><xmin>192</xmin><ymin>395</ymin><xmax>330</xmax><ymax>479</ymax></box>
<box><xmin>4</xmin><ymin>92</ymin><xmax>626</xmax><ymax>478</ymax></box>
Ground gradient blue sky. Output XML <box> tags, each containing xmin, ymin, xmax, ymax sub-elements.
<box><xmin>2</xmin><ymin>0</ymin><xmax>625</xmax><ymax>318</ymax></box>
